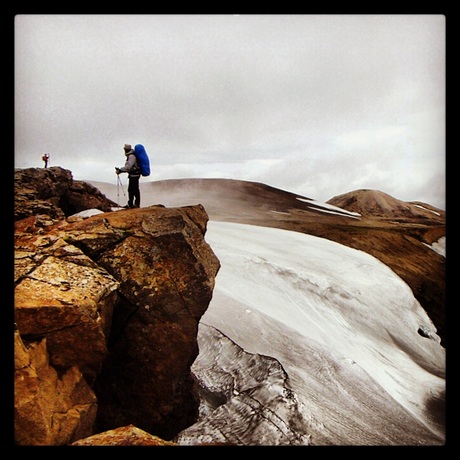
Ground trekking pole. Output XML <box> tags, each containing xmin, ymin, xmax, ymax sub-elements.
<box><xmin>117</xmin><ymin>174</ymin><xmax>126</xmax><ymax>206</ymax></box>
<box><xmin>116</xmin><ymin>174</ymin><xmax>120</xmax><ymax>207</ymax></box>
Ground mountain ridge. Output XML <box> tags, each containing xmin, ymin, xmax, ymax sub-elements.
<box><xmin>90</xmin><ymin>177</ymin><xmax>444</xmax><ymax>226</ymax></box>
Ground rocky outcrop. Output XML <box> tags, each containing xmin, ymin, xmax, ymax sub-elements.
<box><xmin>14</xmin><ymin>167</ymin><xmax>117</xmax><ymax>221</ymax></box>
<box><xmin>14</xmin><ymin>168</ymin><xmax>220</xmax><ymax>445</ymax></box>
<box><xmin>85</xmin><ymin>205</ymin><xmax>220</xmax><ymax>439</ymax></box>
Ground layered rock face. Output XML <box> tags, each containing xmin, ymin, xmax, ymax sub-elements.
<box><xmin>14</xmin><ymin>167</ymin><xmax>220</xmax><ymax>445</ymax></box>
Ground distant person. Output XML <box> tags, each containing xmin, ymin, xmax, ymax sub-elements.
<box><xmin>42</xmin><ymin>153</ymin><xmax>50</xmax><ymax>168</ymax></box>
<box><xmin>115</xmin><ymin>143</ymin><xmax>141</xmax><ymax>208</ymax></box>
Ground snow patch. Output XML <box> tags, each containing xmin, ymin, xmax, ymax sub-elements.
<box><xmin>67</xmin><ymin>208</ymin><xmax>104</xmax><ymax>221</ymax></box>
<box><xmin>423</xmin><ymin>236</ymin><xmax>445</xmax><ymax>257</ymax></box>
<box><xmin>296</xmin><ymin>197</ymin><xmax>361</xmax><ymax>218</ymax></box>
<box><xmin>414</xmin><ymin>204</ymin><xmax>441</xmax><ymax>216</ymax></box>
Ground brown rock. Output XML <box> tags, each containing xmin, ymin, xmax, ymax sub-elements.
<box><xmin>66</xmin><ymin>206</ymin><xmax>220</xmax><ymax>440</ymax></box>
<box><xmin>70</xmin><ymin>425</ymin><xmax>177</xmax><ymax>446</ymax></box>
<box><xmin>14</xmin><ymin>236</ymin><xmax>119</xmax><ymax>378</ymax></box>
<box><xmin>14</xmin><ymin>330</ymin><xmax>97</xmax><ymax>445</ymax></box>
<box><xmin>14</xmin><ymin>166</ymin><xmax>117</xmax><ymax>221</ymax></box>
<box><xmin>14</xmin><ymin>198</ymin><xmax>220</xmax><ymax>444</ymax></box>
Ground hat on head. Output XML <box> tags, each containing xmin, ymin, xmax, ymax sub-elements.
<box><xmin>124</xmin><ymin>144</ymin><xmax>132</xmax><ymax>150</ymax></box>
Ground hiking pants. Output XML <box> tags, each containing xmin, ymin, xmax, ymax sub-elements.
<box><xmin>128</xmin><ymin>176</ymin><xmax>140</xmax><ymax>208</ymax></box>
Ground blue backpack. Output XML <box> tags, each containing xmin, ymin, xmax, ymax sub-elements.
<box><xmin>134</xmin><ymin>144</ymin><xmax>150</xmax><ymax>177</ymax></box>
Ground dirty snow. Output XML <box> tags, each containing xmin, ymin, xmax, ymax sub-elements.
<box><xmin>186</xmin><ymin>221</ymin><xmax>445</xmax><ymax>445</ymax></box>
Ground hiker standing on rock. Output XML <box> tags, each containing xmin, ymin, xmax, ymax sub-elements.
<box><xmin>42</xmin><ymin>153</ymin><xmax>50</xmax><ymax>168</ymax></box>
<box><xmin>115</xmin><ymin>143</ymin><xmax>141</xmax><ymax>208</ymax></box>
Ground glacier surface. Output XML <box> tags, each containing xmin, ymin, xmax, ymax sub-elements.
<box><xmin>176</xmin><ymin>221</ymin><xmax>445</xmax><ymax>446</ymax></box>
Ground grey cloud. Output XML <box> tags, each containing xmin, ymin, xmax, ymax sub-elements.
<box><xmin>15</xmin><ymin>14</ymin><xmax>445</xmax><ymax>209</ymax></box>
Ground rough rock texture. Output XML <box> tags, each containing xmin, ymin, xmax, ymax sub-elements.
<box><xmin>14</xmin><ymin>167</ymin><xmax>117</xmax><ymax>221</ymax></box>
<box><xmin>14</xmin><ymin>234</ymin><xmax>119</xmax><ymax>380</ymax></box>
<box><xmin>66</xmin><ymin>205</ymin><xmax>221</xmax><ymax>440</ymax></box>
<box><xmin>14</xmin><ymin>167</ymin><xmax>220</xmax><ymax>445</ymax></box>
<box><xmin>14</xmin><ymin>329</ymin><xmax>97</xmax><ymax>446</ymax></box>
<box><xmin>71</xmin><ymin>425</ymin><xmax>178</xmax><ymax>446</ymax></box>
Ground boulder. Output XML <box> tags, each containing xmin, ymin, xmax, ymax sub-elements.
<box><xmin>64</xmin><ymin>205</ymin><xmax>220</xmax><ymax>439</ymax></box>
<box><xmin>14</xmin><ymin>198</ymin><xmax>220</xmax><ymax>444</ymax></box>
<box><xmin>14</xmin><ymin>167</ymin><xmax>117</xmax><ymax>221</ymax></box>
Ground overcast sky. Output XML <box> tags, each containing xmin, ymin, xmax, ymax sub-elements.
<box><xmin>14</xmin><ymin>14</ymin><xmax>446</xmax><ymax>209</ymax></box>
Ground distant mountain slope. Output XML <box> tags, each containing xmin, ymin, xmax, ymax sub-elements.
<box><xmin>96</xmin><ymin>178</ymin><xmax>362</xmax><ymax>224</ymax></box>
<box><xmin>327</xmin><ymin>189</ymin><xmax>444</xmax><ymax>222</ymax></box>
<box><xmin>92</xmin><ymin>178</ymin><xmax>444</xmax><ymax>226</ymax></box>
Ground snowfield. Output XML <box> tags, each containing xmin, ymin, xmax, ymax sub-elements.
<box><xmin>179</xmin><ymin>221</ymin><xmax>445</xmax><ymax>446</ymax></box>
